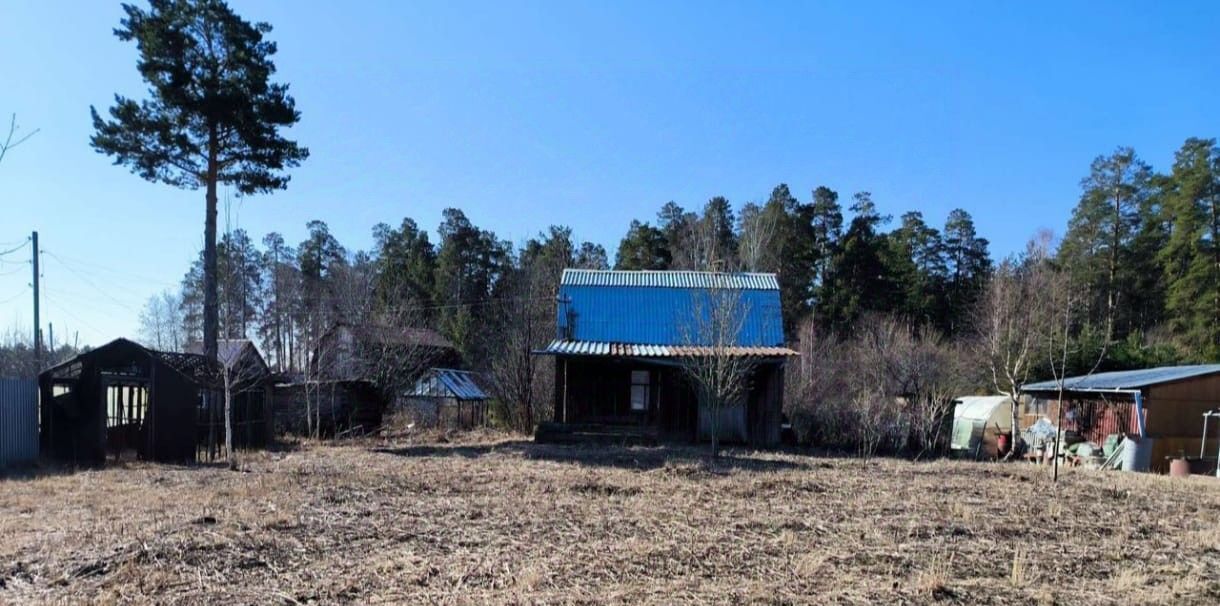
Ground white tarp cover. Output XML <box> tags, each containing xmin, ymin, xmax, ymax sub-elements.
<box><xmin>951</xmin><ymin>395</ymin><xmax>1014</xmax><ymax>451</ymax></box>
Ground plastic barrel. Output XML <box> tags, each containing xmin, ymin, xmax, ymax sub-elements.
<box><xmin>1121</xmin><ymin>436</ymin><xmax>1154</xmax><ymax>472</ymax></box>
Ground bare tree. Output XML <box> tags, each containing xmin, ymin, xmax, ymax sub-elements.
<box><xmin>849</xmin><ymin>315</ymin><xmax>968</xmax><ymax>457</ymax></box>
<box><xmin>784</xmin><ymin>317</ymin><xmax>845</xmax><ymax>444</ymax></box>
<box><xmin>975</xmin><ymin>232</ymin><xmax>1057</xmax><ymax>455</ymax></box>
<box><xmin>787</xmin><ymin>314</ymin><xmax>969</xmax><ymax>457</ymax></box>
<box><xmin>488</xmin><ymin>284</ymin><xmax>551</xmax><ymax>432</ymax></box>
<box><xmin>0</xmin><ymin>114</ymin><xmax>38</xmax><ymax>168</ymax></box>
<box><xmin>138</xmin><ymin>290</ymin><xmax>186</xmax><ymax>351</ymax></box>
<box><xmin>218</xmin><ymin>345</ymin><xmax>267</xmax><ymax>470</ymax></box>
<box><xmin>1041</xmin><ymin>256</ymin><xmax>1110</xmax><ymax>480</ymax></box>
<box><xmin>737</xmin><ymin>202</ymin><xmax>779</xmax><ymax>272</ymax></box>
<box><xmin>680</xmin><ymin>274</ymin><xmax>757</xmax><ymax>458</ymax></box>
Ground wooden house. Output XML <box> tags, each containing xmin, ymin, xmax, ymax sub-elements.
<box><xmin>535</xmin><ymin>269</ymin><xmax>797</xmax><ymax>446</ymax></box>
<box><xmin>270</xmin><ymin>323</ymin><xmax>462</xmax><ymax>436</ymax></box>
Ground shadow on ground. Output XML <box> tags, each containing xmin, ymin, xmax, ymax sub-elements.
<box><xmin>372</xmin><ymin>440</ymin><xmax>809</xmax><ymax>472</ymax></box>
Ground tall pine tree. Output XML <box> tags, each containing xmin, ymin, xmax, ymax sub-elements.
<box><xmin>1160</xmin><ymin>138</ymin><xmax>1220</xmax><ymax>358</ymax></box>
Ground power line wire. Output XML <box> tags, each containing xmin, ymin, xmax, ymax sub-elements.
<box><xmin>42</xmin><ymin>251</ymin><xmax>148</xmax><ymax>313</ymax></box>
<box><xmin>40</xmin><ymin>249</ymin><xmax>179</xmax><ymax>287</ymax></box>
<box><xmin>42</xmin><ymin>295</ymin><xmax>107</xmax><ymax>341</ymax></box>
<box><xmin>0</xmin><ymin>238</ymin><xmax>30</xmax><ymax>257</ymax></box>
<box><xmin>41</xmin><ymin>250</ymin><xmax>181</xmax><ymax>288</ymax></box>
<box><xmin>42</xmin><ymin>285</ymin><xmax>143</xmax><ymax>313</ymax></box>
<box><xmin>0</xmin><ymin>285</ymin><xmax>29</xmax><ymax>305</ymax></box>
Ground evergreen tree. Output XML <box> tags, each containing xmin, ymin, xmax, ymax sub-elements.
<box><xmin>821</xmin><ymin>192</ymin><xmax>894</xmax><ymax>333</ymax></box>
<box><xmin>614</xmin><ymin>220</ymin><xmax>671</xmax><ymax>270</ymax></box>
<box><xmin>1058</xmin><ymin>148</ymin><xmax>1155</xmax><ymax>341</ymax></box>
<box><xmin>434</xmin><ymin>208</ymin><xmax>510</xmax><ymax>360</ymax></box>
<box><xmin>699</xmin><ymin>196</ymin><xmax>738</xmax><ymax>268</ymax></box>
<box><xmin>90</xmin><ymin>0</ymin><xmax>308</xmax><ymax>363</ymax></box>
<box><xmin>809</xmin><ymin>186</ymin><xmax>844</xmax><ymax>294</ymax></box>
<box><xmin>180</xmin><ymin>228</ymin><xmax>264</xmax><ymax>342</ymax></box>
<box><xmin>885</xmin><ymin>211</ymin><xmax>945</xmax><ymax>327</ymax></box>
<box><xmin>259</xmin><ymin>232</ymin><xmax>298</xmax><ymax>370</ymax></box>
<box><xmin>1160</xmin><ymin>138</ymin><xmax>1220</xmax><ymax>357</ymax></box>
<box><xmin>297</xmin><ymin>220</ymin><xmax>347</xmax><ymax>339</ymax></box>
<box><xmin>764</xmin><ymin>184</ymin><xmax>818</xmax><ymax>335</ymax></box>
<box><xmin>372</xmin><ymin>218</ymin><xmax>437</xmax><ymax>314</ymax></box>
<box><xmin>217</xmin><ymin>229</ymin><xmax>262</xmax><ymax>338</ymax></box>
<box><xmin>941</xmin><ymin>209</ymin><xmax>991</xmax><ymax>336</ymax></box>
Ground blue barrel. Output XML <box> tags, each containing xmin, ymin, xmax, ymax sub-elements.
<box><xmin>1121</xmin><ymin>436</ymin><xmax>1154</xmax><ymax>472</ymax></box>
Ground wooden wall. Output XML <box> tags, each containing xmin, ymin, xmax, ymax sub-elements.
<box><xmin>552</xmin><ymin>356</ymin><xmax>784</xmax><ymax>446</ymax></box>
<box><xmin>1147</xmin><ymin>374</ymin><xmax>1220</xmax><ymax>470</ymax></box>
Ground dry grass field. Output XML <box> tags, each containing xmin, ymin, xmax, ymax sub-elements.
<box><xmin>2</xmin><ymin>433</ymin><xmax>1219</xmax><ymax>605</ymax></box>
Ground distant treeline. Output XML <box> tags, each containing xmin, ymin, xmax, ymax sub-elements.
<box><xmin>161</xmin><ymin>138</ymin><xmax>1220</xmax><ymax>368</ymax></box>
<box><xmin>5</xmin><ymin>137</ymin><xmax>1218</xmax><ymax>382</ymax></box>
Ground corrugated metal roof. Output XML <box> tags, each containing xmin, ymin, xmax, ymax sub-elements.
<box><xmin>1021</xmin><ymin>365</ymin><xmax>1220</xmax><ymax>391</ymax></box>
<box><xmin>410</xmin><ymin>368</ymin><xmax>489</xmax><ymax>400</ymax></box>
<box><xmin>435</xmin><ymin>369</ymin><xmax>489</xmax><ymax>400</ymax></box>
<box><xmin>540</xmin><ymin>339</ymin><xmax>797</xmax><ymax>357</ymax></box>
<box><xmin>561</xmin><ymin>269</ymin><xmax>779</xmax><ymax>290</ymax></box>
<box><xmin>558</xmin><ymin>271</ymin><xmax>786</xmax><ymax>347</ymax></box>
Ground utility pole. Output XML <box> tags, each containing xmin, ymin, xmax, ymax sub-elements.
<box><xmin>31</xmin><ymin>230</ymin><xmax>40</xmax><ymax>371</ymax></box>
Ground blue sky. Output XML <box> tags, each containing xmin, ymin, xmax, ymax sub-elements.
<box><xmin>1</xmin><ymin>0</ymin><xmax>1218</xmax><ymax>346</ymax></box>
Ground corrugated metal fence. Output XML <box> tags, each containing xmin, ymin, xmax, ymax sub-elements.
<box><xmin>0</xmin><ymin>378</ymin><xmax>38</xmax><ymax>467</ymax></box>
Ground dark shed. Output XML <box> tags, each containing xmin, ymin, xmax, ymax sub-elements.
<box><xmin>184</xmin><ymin>339</ymin><xmax>273</xmax><ymax>449</ymax></box>
<box><xmin>39</xmin><ymin>338</ymin><xmax>216</xmax><ymax>465</ymax></box>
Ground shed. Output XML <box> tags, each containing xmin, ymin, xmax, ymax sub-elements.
<box><xmin>535</xmin><ymin>269</ymin><xmax>797</xmax><ymax>446</ymax></box>
<box><xmin>1021</xmin><ymin>365</ymin><xmax>1220</xmax><ymax>473</ymax></box>
<box><xmin>401</xmin><ymin>368</ymin><xmax>490</xmax><ymax>428</ymax></box>
<box><xmin>271</xmin><ymin>380</ymin><xmax>386</xmax><ymax>437</ymax></box>
<box><xmin>183</xmin><ymin>339</ymin><xmax>273</xmax><ymax>448</ymax></box>
<box><xmin>950</xmin><ymin>396</ymin><xmax>1014</xmax><ymax>459</ymax></box>
<box><xmin>39</xmin><ymin>338</ymin><xmax>218</xmax><ymax>465</ymax></box>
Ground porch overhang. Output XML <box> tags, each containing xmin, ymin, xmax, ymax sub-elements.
<box><xmin>533</xmin><ymin>339</ymin><xmax>798</xmax><ymax>358</ymax></box>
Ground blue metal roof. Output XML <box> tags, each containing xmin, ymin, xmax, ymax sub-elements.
<box><xmin>1022</xmin><ymin>365</ymin><xmax>1220</xmax><ymax>391</ymax></box>
<box><xmin>556</xmin><ymin>270</ymin><xmax>785</xmax><ymax>347</ymax></box>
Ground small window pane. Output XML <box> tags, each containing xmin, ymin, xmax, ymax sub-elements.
<box><xmin>630</xmin><ymin>385</ymin><xmax>648</xmax><ymax>411</ymax></box>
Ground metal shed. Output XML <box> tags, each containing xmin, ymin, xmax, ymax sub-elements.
<box><xmin>1021</xmin><ymin>365</ymin><xmax>1220</xmax><ymax>473</ymax></box>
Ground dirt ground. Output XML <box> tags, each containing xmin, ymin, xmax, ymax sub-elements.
<box><xmin>2</xmin><ymin>434</ymin><xmax>1219</xmax><ymax>605</ymax></box>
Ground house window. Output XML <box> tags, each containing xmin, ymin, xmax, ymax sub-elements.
<box><xmin>630</xmin><ymin>370</ymin><xmax>650</xmax><ymax>412</ymax></box>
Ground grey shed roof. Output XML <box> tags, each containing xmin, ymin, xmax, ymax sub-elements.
<box><xmin>1022</xmin><ymin>365</ymin><xmax>1220</xmax><ymax>392</ymax></box>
